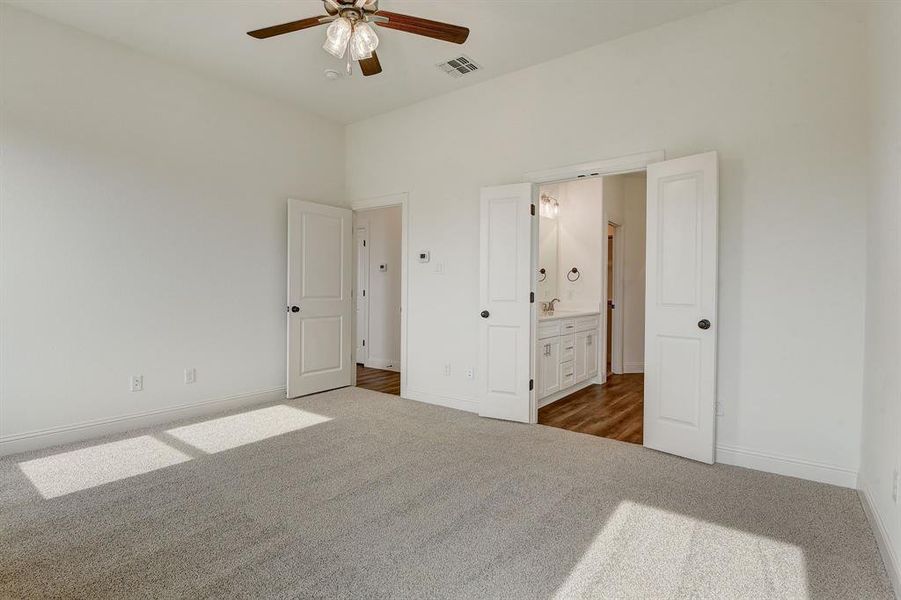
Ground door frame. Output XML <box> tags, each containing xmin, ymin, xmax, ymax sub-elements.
<box><xmin>523</xmin><ymin>150</ymin><xmax>664</xmax><ymax>425</ymax></box>
<box><xmin>607</xmin><ymin>221</ymin><xmax>625</xmax><ymax>375</ymax></box>
<box><xmin>354</xmin><ymin>224</ymin><xmax>370</xmax><ymax>365</ymax></box>
<box><xmin>350</xmin><ymin>193</ymin><xmax>409</xmax><ymax>397</ymax></box>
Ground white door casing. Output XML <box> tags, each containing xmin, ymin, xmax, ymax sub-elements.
<box><xmin>354</xmin><ymin>225</ymin><xmax>369</xmax><ymax>365</ymax></box>
<box><xmin>643</xmin><ymin>152</ymin><xmax>718</xmax><ymax>463</ymax></box>
<box><xmin>478</xmin><ymin>183</ymin><xmax>537</xmax><ymax>423</ymax></box>
<box><xmin>287</xmin><ymin>199</ymin><xmax>353</xmax><ymax>398</ymax></box>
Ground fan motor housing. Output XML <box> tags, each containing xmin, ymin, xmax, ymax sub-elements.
<box><xmin>325</xmin><ymin>0</ymin><xmax>379</xmax><ymax>17</ymax></box>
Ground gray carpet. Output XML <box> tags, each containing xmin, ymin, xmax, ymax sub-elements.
<box><xmin>0</xmin><ymin>387</ymin><xmax>893</xmax><ymax>599</ymax></box>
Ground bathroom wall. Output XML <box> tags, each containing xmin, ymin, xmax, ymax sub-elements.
<box><xmin>556</xmin><ymin>178</ymin><xmax>605</xmax><ymax>311</ymax></box>
<box><xmin>621</xmin><ymin>174</ymin><xmax>647</xmax><ymax>372</ymax></box>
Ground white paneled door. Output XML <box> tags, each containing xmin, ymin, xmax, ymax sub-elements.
<box><xmin>478</xmin><ymin>183</ymin><xmax>537</xmax><ymax>423</ymax></box>
<box><xmin>644</xmin><ymin>152</ymin><xmax>719</xmax><ymax>463</ymax></box>
<box><xmin>287</xmin><ymin>199</ymin><xmax>353</xmax><ymax>398</ymax></box>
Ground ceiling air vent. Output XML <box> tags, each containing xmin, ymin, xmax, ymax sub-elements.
<box><xmin>437</xmin><ymin>55</ymin><xmax>481</xmax><ymax>78</ymax></box>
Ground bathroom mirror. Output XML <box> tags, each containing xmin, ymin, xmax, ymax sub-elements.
<box><xmin>538</xmin><ymin>215</ymin><xmax>558</xmax><ymax>302</ymax></box>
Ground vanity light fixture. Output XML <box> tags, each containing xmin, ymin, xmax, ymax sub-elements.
<box><xmin>540</xmin><ymin>193</ymin><xmax>560</xmax><ymax>218</ymax></box>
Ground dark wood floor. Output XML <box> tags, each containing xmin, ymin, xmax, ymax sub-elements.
<box><xmin>356</xmin><ymin>364</ymin><xmax>400</xmax><ymax>395</ymax></box>
<box><xmin>538</xmin><ymin>373</ymin><xmax>644</xmax><ymax>444</ymax></box>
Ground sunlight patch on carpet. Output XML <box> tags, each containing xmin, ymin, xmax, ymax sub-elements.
<box><xmin>553</xmin><ymin>500</ymin><xmax>808</xmax><ymax>599</ymax></box>
<box><xmin>18</xmin><ymin>435</ymin><xmax>192</xmax><ymax>499</ymax></box>
<box><xmin>165</xmin><ymin>405</ymin><xmax>331</xmax><ymax>453</ymax></box>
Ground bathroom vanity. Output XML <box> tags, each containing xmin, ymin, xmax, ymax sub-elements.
<box><xmin>536</xmin><ymin>310</ymin><xmax>600</xmax><ymax>407</ymax></box>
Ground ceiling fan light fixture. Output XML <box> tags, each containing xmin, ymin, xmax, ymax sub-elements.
<box><xmin>323</xmin><ymin>17</ymin><xmax>352</xmax><ymax>58</ymax></box>
<box><xmin>350</xmin><ymin>21</ymin><xmax>379</xmax><ymax>61</ymax></box>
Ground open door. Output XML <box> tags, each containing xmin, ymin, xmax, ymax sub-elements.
<box><xmin>478</xmin><ymin>183</ymin><xmax>537</xmax><ymax>423</ymax></box>
<box><xmin>644</xmin><ymin>152</ymin><xmax>718</xmax><ymax>463</ymax></box>
<box><xmin>287</xmin><ymin>199</ymin><xmax>353</xmax><ymax>398</ymax></box>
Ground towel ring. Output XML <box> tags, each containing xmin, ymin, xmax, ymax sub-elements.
<box><xmin>566</xmin><ymin>267</ymin><xmax>581</xmax><ymax>282</ymax></box>
<box><xmin>537</xmin><ymin>268</ymin><xmax>547</xmax><ymax>282</ymax></box>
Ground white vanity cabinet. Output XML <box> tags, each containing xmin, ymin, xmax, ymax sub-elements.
<box><xmin>537</xmin><ymin>336</ymin><xmax>562</xmax><ymax>397</ymax></box>
<box><xmin>536</xmin><ymin>312</ymin><xmax>600</xmax><ymax>406</ymax></box>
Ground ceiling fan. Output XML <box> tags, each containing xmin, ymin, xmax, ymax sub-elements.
<box><xmin>247</xmin><ymin>0</ymin><xmax>470</xmax><ymax>77</ymax></box>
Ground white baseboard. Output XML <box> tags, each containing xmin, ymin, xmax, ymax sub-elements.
<box><xmin>858</xmin><ymin>482</ymin><xmax>901</xmax><ymax>598</ymax></box>
<box><xmin>716</xmin><ymin>443</ymin><xmax>858</xmax><ymax>488</ymax></box>
<box><xmin>404</xmin><ymin>388</ymin><xmax>477</xmax><ymax>414</ymax></box>
<box><xmin>364</xmin><ymin>358</ymin><xmax>400</xmax><ymax>372</ymax></box>
<box><xmin>0</xmin><ymin>387</ymin><xmax>287</xmax><ymax>457</ymax></box>
<box><xmin>623</xmin><ymin>362</ymin><xmax>644</xmax><ymax>373</ymax></box>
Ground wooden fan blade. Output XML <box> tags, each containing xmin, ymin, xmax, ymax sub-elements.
<box><xmin>247</xmin><ymin>16</ymin><xmax>328</xmax><ymax>39</ymax></box>
<box><xmin>359</xmin><ymin>52</ymin><xmax>383</xmax><ymax>76</ymax></box>
<box><xmin>375</xmin><ymin>11</ymin><xmax>469</xmax><ymax>44</ymax></box>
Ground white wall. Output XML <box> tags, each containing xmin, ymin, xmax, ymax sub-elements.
<box><xmin>859</xmin><ymin>1</ymin><xmax>901</xmax><ymax>593</ymax></box>
<box><xmin>619</xmin><ymin>173</ymin><xmax>647</xmax><ymax>373</ymax></box>
<box><xmin>0</xmin><ymin>5</ymin><xmax>345</xmax><ymax>451</ymax></box>
<box><xmin>346</xmin><ymin>1</ymin><xmax>870</xmax><ymax>486</ymax></box>
<box><xmin>355</xmin><ymin>206</ymin><xmax>402</xmax><ymax>370</ymax></box>
<box><xmin>556</xmin><ymin>178</ymin><xmax>604</xmax><ymax>311</ymax></box>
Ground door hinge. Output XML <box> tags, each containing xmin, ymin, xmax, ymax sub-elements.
<box><xmin>530</xmin><ymin>204</ymin><xmax>536</xmax><ymax>216</ymax></box>
<box><xmin>363</xmin><ymin>289</ymin><xmax>366</xmax><ymax>297</ymax></box>
<box><xmin>529</xmin><ymin>379</ymin><xmax>534</xmax><ymax>391</ymax></box>
<box><xmin>362</xmin><ymin>339</ymin><xmax>365</xmax><ymax>347</ymax></box>
<box><xmin>363</xmin><ymin>239</ymin><xmax>366</xmax><ymax>247</ymax></box>
<box><xmin>530</xmin><ymin>292</ymin><xmax>535</xmax><ymax>303</ymax></box>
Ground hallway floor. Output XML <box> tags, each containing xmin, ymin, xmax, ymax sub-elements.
<box><xmin>355</xmin><ymin>365</ymin><xmax>400</xmax><ymax>396</ymax></box>
<box><xmin>538</xmin><ymin>373</ymin><xmax>643</xmax><ymax>444</ymax></box>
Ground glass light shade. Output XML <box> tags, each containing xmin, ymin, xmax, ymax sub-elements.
<box><xmin>350</xmin><ymin>22</ymin><xmax>379</xmax><ymax>61</ymax></box>
<box><xmin>323</xmin><ymin>17</ymin><xmax>352</xmax><ymax>58</ymax></box>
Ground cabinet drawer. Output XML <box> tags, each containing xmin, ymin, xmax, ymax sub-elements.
<box><xmin>560</xmin><ymin>335</ymin><xmax>575</xmax><ymax>362</ymax></box>
<box><xmin>575</xmin><ymin>315</ymin><xmax>600</xmax><ymax>332</ymax></box>
<box><xmin>560</xmin><ymin>319</ymin><xmax>576</xmax><ymax>334</ymax></box>
<box><xmin>538</xmin><ymin>321</ymin><xmax>561</xmax><ymax>340</ymax></box>
<box><xmin>560</xmin><ymin>360</ymin><xmax>574</xmax><ymax>379</ymax></box>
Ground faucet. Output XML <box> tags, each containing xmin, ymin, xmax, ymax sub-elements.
<box><xmin>544</xmin><ymin>298</ymin><xmax>560</xmax><ymax>313</ymax></box>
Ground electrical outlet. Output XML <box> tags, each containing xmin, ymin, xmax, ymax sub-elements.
<box><xmin>892</xmin><ymin>469</ymin><xmax>899</xmax><ymax>503</ymax></box>
<box><xmin>184</xmin><ymin>368</ymin><xmax>196</xmax><ymax>384</ymax></box>
<box><xmin>465</xmin><ymin>368</ymin><xmax>474</xmax><ymax>380</ymax></box>
<box><xmin>444</xmin><ymin>363</ymin><xmax>451</xmax><ymax>376</ymax></box>
<box><xmin>129</xmin><ymin>375</ymin><xmax>143</xmax><ymax>392</ymax></box>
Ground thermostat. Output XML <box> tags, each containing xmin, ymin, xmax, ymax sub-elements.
<box><xmin>418</xmin><ymin>251</ymin><xmax>430</xmax><ymax>263</ymax></box>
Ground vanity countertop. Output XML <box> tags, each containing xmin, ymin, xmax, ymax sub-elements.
<box><xmin>538</xmin><ymin>310</ymin><xmax>600</xmax><ymax>322</ymax></box>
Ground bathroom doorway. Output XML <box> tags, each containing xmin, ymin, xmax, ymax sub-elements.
<box><xmin>534</xmin><ymin>171</ymin><xmax>648</xmax><ymax>444</ymax></box>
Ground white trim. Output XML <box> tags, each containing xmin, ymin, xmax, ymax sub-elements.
<box><xmin>354</xmin><ymin>223</ymin><xmax>370</xmax><ymax>365</ymax></box>
<box><xmin>716</xmin><ymin>443</ymin><xmax>858</xmax><ymax>488</ymax></box>
<box><xmin>523</xmin><ymin>150</ymin><xmax>665</xmax><ymax>184</ymax></box>
<box><xmin>623</xmin><ymin>361</ymin><xmax>645</xmax><ymax>373</ymax></box>
<box><xmin>537</xmin><ymin>379</ymin><xmax>596</xmax><ymax>409</ymax></box>
<box><xmin>404</xmin><ymin>388</ymin><xmax>478</xmax><ymax>414</ymax></box>
<box><xmin>858</xmin><ymin>482</ymin><xmax>901</xmax><ymax>598</ymax></box>
<box><xmin>0</xmin><ymin>387</ymin><xmax>287</xmax><ymax>457</ymax></box>
<box><xmin>351</xmin><ymin>193</ymin><xmax>409</xmax><ymax>397</ymax></box>
<box><xmin>364</xmin><ymin>357</ymin><xmax>400</xmax><ymax>372</ymax></box>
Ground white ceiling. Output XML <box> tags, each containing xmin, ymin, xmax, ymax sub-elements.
<box><xmin>10</xmin><ymin>0</ymin><xmax>734</xmax><ymax>123</ymax></box>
